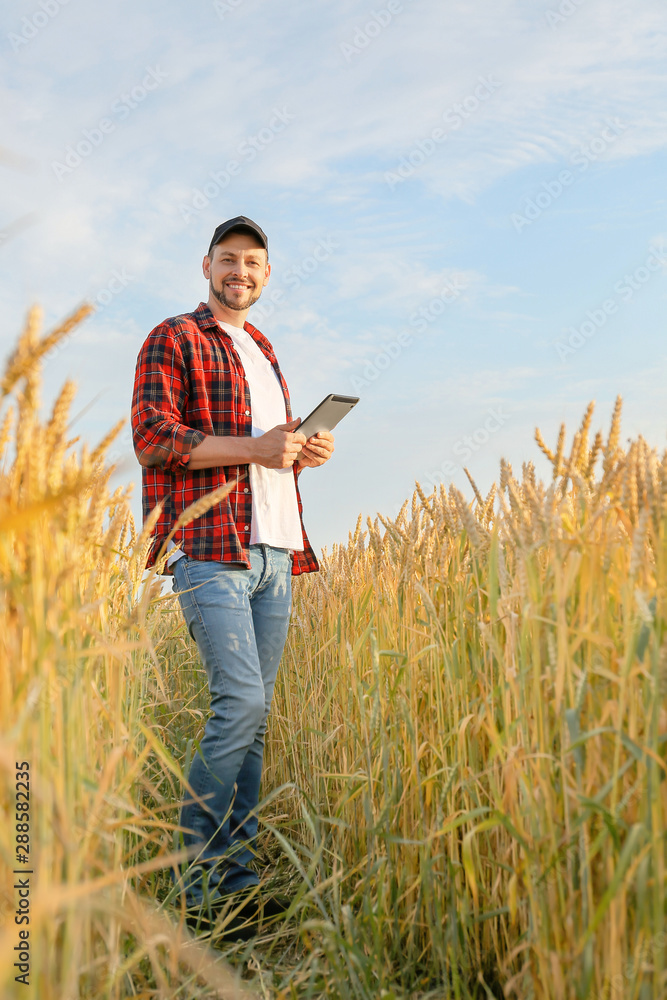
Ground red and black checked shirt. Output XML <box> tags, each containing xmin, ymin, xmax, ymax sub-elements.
<box><xmin>131</xmin><ymin>302</ymin><xmax>319</xmax><ymax>576</ymax></box>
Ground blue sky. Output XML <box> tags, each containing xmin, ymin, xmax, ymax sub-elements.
<box><xmin>2</xmin><ymin>0</ymin><xmax>667</xmax><ymax>556</ymax></box>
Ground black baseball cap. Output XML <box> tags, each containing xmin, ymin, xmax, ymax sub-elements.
<box><xmin>207</xmin><ymin>216</ymin><xmax>268</xmax><ymax>256</ymax></box>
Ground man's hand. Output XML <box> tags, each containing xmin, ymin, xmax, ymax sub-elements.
<box><xmin>253</xmin><ymin>418</ymin><xmax>307</xmax><ymax>469</ymax></box>
<box><xmin>296</xmin><ymin>428</ymin><xmax>335</xmax><ymax>471</ymax></box>
<box><xmin>187</xmin><ymin>419</ymin><xmax>333</xmax><ymax>471</ymax></box>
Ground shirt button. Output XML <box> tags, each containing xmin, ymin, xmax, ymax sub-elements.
<box><xmin>244</xmin><ymin>488</ymin><xmax>249</xmax><ymax>493</ymax></box>
<box><xmin>245</xmin><ymin>410</ymin><xmax>250</xmax><ymax>416</ymax></box>
<box><xmin>244</xmin><ymin>525</ymin><xmax>249</xmax><ymax>531</ymax></box>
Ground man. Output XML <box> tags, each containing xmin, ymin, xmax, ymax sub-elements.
<box><xmin>131</xmin><ymin>216</ymin><xmax>334</xmax><ymax>934</ymax></box>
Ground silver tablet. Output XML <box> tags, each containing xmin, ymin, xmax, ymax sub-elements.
<box><xmin>297</xmin><ymin>394</ymin><xmax>359</xmax><ymax>441</ymax></box>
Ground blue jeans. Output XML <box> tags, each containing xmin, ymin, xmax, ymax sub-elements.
<box><xmin>171</xmin><ymin>544</ymin><xmax>292</xmax><ymax>902</ymax></box>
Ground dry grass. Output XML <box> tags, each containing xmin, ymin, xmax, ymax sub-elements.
<box><xmin>0</xmin><ymin>307</ymin><xmax>250</xmax><ymax>1000</ymax></box>
<box><xmin>1</xmin><ymin>307</ymin><xmax>665</xmax><ymax>999</ymax></box>
<box><xmin>264</xmin><ymin>395</ymin><xmax>667</xmax><ymax>998</ymax></box>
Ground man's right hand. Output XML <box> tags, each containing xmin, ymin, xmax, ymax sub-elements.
<box><xmin>252</xmin><ymin>417</ymin><xmax>307</xmax><ymax>469</ymax></box>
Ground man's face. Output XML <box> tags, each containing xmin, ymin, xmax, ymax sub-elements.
<box><xmin>203</xmin><ymin>232</ymin><xmax>270</xmax><ymax>312</ymax></box>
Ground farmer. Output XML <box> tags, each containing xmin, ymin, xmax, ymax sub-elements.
<box><xmin>131</xmin><ymin>216</ymin><xmax>334</xmax><ymax>933</ymax></box>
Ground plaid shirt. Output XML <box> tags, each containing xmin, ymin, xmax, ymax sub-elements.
<box><xmin>131</xmin><ymin>302</ymin><xmax>319</xmax><ymax>576</ymax></box>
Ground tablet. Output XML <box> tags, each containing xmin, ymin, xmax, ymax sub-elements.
<box><xmin>297</xmin><ymin>394</ymin><xmax>359</xmax><ymax>442</ymax></box>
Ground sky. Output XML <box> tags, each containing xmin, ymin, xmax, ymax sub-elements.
<box><xmin>2</xmin><ymin>0</ymin><xmax>667</xmax><ymax>559</ymax></box>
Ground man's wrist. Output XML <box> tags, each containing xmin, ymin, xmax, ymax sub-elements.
<box><xmin>189</xmin><ymin>433</ymin><xmax>258</xmax><ymax>469</ymax></box>
<box><xmin>245</xmin><ymin>436</ymin><xmax>259</xmax><ymax>465</ymax></box>
<box><xmin>223</xmin><ymin>434</ymin><xmax>259</xmax><ymax>465</ymax></box>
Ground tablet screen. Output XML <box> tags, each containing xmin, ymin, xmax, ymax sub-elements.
<box><xmin>298</xmin><ymin>394</ymin><xmax>359</xmax><ymax>441</ymax></box>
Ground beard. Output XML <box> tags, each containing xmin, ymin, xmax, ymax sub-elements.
<box><xmin>210</xmin><ymin>278</ymin><xmax>263</xmax><ymax>312</ymax></box>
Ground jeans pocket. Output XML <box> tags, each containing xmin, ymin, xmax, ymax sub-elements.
<box><xmin>174</xmin><ymin>559</ymin><xmax>205</xmax><ymax>640</ymax></box>
<box><xmin>171</xmin><ymin>554</ymin><xmax>188</xmax><ymax>594</ymax></box>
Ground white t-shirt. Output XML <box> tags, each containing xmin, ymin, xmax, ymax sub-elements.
<box><xmin>167</xmin><ymin>318</ymin><xmax>303</xmax><ymax>568</ymax></box>
<box><xmin>219</xmin><ymin>320</ymin><xmax>303</xmax><ymax>550</ymax></box>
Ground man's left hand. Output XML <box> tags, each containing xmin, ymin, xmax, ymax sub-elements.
<box><xmin>296</xmin><ymin>431</ymin><xmax>334</xmax><ymax>471</ymax></box>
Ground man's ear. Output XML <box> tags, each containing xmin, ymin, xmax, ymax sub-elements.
<box><xmin>202</xmin><ymin>255</ymin><xmax>211</xmax><ymax>279</ymax></box>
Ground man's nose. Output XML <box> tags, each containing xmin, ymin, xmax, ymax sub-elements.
<box><xmin>230</xmin><ymin>258</ymin><xmax>250</xmax><ymax>277</ymax></box>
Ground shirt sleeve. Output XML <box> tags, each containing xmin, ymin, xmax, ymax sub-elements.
<box><xmin>131</xmin><ymin>325</ymin><xmax>206</xmax><ymax>472</ymax></box>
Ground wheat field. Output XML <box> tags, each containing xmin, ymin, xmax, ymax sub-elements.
<box><xmin>1</xmin><ymin>307</ymin><xmax>665</xmax><ymax>999</ymax></box>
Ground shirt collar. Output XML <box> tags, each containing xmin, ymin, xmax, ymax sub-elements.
<box><xmin>193</xmin><ymin>302</ymin><xmax>220</xmax><ymax>331</ymax></box>
<box><xmin>194</xmin><ymin>302</ymin><xmax>259</xmax><ymax>339</ymax></box>
<box><xmin>194</xmin><ymin>301</ymin><xmax>276</xmax><ymax>361</ymax></box>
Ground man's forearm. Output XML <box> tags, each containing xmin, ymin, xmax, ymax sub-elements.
<box><xmin>188</xmin><ymin>434</ymin><xmax>258</xmax><ymax>470</ymax></box>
